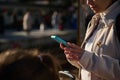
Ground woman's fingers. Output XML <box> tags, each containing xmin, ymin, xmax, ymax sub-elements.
<box><xmin>60</xmin><ymin>42</ymin><xmax>84</xmax><ymax>60</ymax></box>
<box><xmin>65</xmin><ymin>51</ymin><xmax>80</xmax><ymax>60</ymax></box>
<box><xmin>67</xmin><ymin>42</ymin><xmax>80</xmax><ymax>49</ymax></box>
<box><xmin>60</xmin><ymin>43</ymin><xmax>66</xmax><ymax>49</ymax></box>
<box><xmin>64</xmin><ymin>46</ymin><xmax>82</xmax><ymax>54</ymax></box>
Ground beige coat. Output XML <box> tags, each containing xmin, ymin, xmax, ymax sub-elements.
<box><xmin>68</xmin><ymin>1</ymin><xmax>120</xmax><ymax>80</ymax></box>
<box><xmin>81</xmin><ymin>2</ymin><xmax>120</xmax><ymax>80</ymax></box>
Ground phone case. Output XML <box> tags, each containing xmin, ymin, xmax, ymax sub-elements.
<box><xmin>51</xmin><ymin>35</ymin><xmax>68</xmax><ymax>47</ymax></box>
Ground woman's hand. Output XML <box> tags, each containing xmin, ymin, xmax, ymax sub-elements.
<box><xmin>60</xmin><ymin>42</ymin><xmax>84</xmax><ymax>61</ymax></box>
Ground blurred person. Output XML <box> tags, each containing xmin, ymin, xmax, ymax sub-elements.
<box><xmin>71</xmin><ymin>10</ymin><xmax>77</xmax><ymax>30</ymax></box>
<box><xmin>60</xmin><ymin>0</ymin><xmax>120</xmax><ymax>80</ymax></box>
<box><xmin>51</xmin><ymin>11</ymin><xmax>61</xmax><ymax>30</ymax></box>
<box><xmin>0</xmin><ymin>9</ymin><xmax>5</xmax><ymax>35</ymax></box>
<box><xmin>44</xmin><ymin>12</ymin><xmax>52</xmax><ymax>29</ymax></box>
<box><xmin>23</xmin><ymin>10</ymin><xmax>34</xmax><ymax>35</ymax></box>
<box><xmin>12</xmin><ymin>9</ymin><xmax>23</xmax><ymax>31</ymax></box>
<box><xmin>0</xmin><ymin>49</ymin><xmax>61</xmax><ymax>80</ymax></box>
<box><xmin>3</xmin><ymin>10</ymin><xmax>14</xmax><ymax>30</ymax></box>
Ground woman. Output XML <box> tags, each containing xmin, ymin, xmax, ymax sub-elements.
<box><xmin>60</xmin><ymin>0</ymin><xmax>120</xmax><ymax>80</ymax></box>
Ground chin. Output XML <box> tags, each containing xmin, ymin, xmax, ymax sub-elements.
<box><xmin>91</xmin><ymin>8</ymin><xmax>101</xmax><ymax>14</ymax></box>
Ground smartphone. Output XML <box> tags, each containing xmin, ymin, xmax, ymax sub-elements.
<box><xmin>51</xmin><ymin>35</ymin><xmax>68</xmax><ymax>47</ymax></box>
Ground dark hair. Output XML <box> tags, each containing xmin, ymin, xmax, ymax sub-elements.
<box><xmin>0</xmin><ymin>49</ymin><xmax>61</xmax><ymax>80</ymax></box>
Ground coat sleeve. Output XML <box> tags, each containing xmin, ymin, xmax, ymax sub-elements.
<box><xmin>79</xmin><ymin>50</ymin><xmax>120</xmax><ymax>80</ymax></box>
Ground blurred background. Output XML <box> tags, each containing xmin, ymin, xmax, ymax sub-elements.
<box><xmin>0</xmin><ymin>0</ymin><xmax>93</xmax><ymax>76</ymax></box>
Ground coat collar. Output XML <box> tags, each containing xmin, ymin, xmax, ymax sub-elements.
<box><xmin>100</xmin><ymin>1</ymin><xmax>120</xmax><ymax>26</ymax></box>
<box><xmin>81</xmin><ymin>1</ymin><xmax>120</xmax><ymax>48</ymax></box>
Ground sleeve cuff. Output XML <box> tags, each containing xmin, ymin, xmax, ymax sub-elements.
<box><xmin>78</xmin><ymin>50</ymin><xmax>93</xmax><ymax>69</ymax></box>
